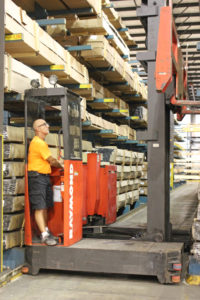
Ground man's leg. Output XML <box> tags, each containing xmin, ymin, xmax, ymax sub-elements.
<box><xmin>34</xmin><ymin>209</ymin><xmax>46</xmax><ymax>233</ymax></box>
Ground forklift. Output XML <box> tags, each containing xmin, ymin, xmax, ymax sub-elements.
<box><xmin>23</xmin><ymin>1</ymin><xmax>194</xmax><ymax>283</ymax></box>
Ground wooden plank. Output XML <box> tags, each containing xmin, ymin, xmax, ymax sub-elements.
<box><xmin>3</xmin><ymin>162</ymin><xmax>25</xmax><ymax>178</ymax></box>
<box><xmin>3</xmin><ymin>212</ymin><xmax>24</xmax><ymax>231</ymax></box>
<box><xmin>3</xmin><ymin>196</ymin><xmax>24</xmax><ymax>213</ymax></box>
<box><xmin>3</xmin><ymin>230</ymin><xmax>24</xmax><ymax>250</ymax></box>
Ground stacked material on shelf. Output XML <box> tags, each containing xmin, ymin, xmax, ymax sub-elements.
<box><xmin>83</xmin><ymin>112</ymin><xmax>136</xmax><ymax>139</ymax></box>
<box><xmin>4</xmin><ymin>54</ymin><xmax>56</xmax><ymax>93</ymax></box>
<box><xmin>191</xmin><ymin>188</ymin><xmax>200</xmax><ymax>260</ymax></box>
<box><xmin>140</xmin><ymin>162</ymin><xmax>148</xmax><ymax>196</ymax></box>
<box><xmin>5</xmin><ymin>0</ymin><xmax>89</xmax><ymax>84</ymax></box>
<box><xmin>12</xmin><ymin>0</ymin><xmax>102</xmax><ymax>16</ymax></box>
<box><xmin>3</xmin><ymin>126</ymin><xmax>25</xmax><ymax>250</ymax></box>
<box><xmin>102</xmin><ymin>0</ymin><xmax>135</xmax><ymax>48</ymax></box>
<box><xmin>80</xmin><ymin>35</ymin><xmax>147</xmax><ymax>99</ymax></box>
<box><xmin>70</xmin><ymin>79</ymin><xmax>130</xmax><ymax>117</ymax></box>
<box><xmin>174</xmin><ymin>151</ymin><xmax>200</xmax><ymax>182</ymax></box>
<box><xmin>130</xmin><ymin>105</ymin><xmax>148</xmax><ymax>123</ymax></box>
<box><xmin>50</xmin><ymin>12</ymin><xmax>130</xmax><ymax>58</ymax></box>
<box><xmin>96</xmin><ymin>146</ymin><xmax>144</xmax><ymax>210</ymax></box>
<box><xmin>3</xmin><ymin>231</ymin><xmax>24</xmax><ymax>250</ymax></box>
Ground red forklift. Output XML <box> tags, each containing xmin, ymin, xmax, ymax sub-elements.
<box><xmin>23</xmin><ymin>2</ymin><xmax>191</xmax><ymax>283</ymax></box>
<box><xmin>24</xmin><ymin>87</ymin><xmax>118</xmax><ymax>274</ymax></box>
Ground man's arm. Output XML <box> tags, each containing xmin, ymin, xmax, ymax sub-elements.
<box><xmin>46</xmin><ymin>156</ymin><xmax>63</xmax><ymax>168</ymax></box>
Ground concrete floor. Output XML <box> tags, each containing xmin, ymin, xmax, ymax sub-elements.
<box><xmin>0</xmin><ymin>270</ymin><xmax>199</xmax><ymax>300</ymax></box>
<box><xmin>0</xmin><ymin>183</ymin><xmax>199</xmax><ymax>299</ymax></box>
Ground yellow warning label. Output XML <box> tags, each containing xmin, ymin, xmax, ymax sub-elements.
<box><xmin>104</xmin><ymin>98</ymin><xmax>114</xmax><ymax>103</ymax></box>
<box><xmin>5</xmin><ymin>33</ymin><xmax>23</xmax><ymax>41</ymax></box>
<box><xmin>119</xmin><ymin>109</ymin><xmax>128</xmax><ymax>113</ymax></box>
<box><xmin>50</xmin><ymin>65</ymin><xmax>65</xmax><ymax>71</ymax></box>
<box><xmin>131</xmin><ymin>116</ymin><xmax>139</xmax><ymax>120</ymax></box>
<box><xmin>79</xmin><ymin>84</ymin><xmax>92</xmax><ymax>89</ymax></box>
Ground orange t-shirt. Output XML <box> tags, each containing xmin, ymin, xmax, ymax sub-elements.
<box><xmin>28</xmin><ymin>136</ymin><xmax>52</xmax><ymax>174</ymax></box>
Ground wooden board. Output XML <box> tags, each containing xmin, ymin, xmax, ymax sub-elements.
<box><xmin>3</xmin><ymin>162</ymin><xmax>25</xmax><ymax>178</ymax></box>
<box><xmin>4</xmin><ymin>143</ymin><xmax>25</xmax><ymax>160</ymax></box>
<box><xmin>3</xmin><ymin>212</ymin><xmax>24</xmax><ymax>231</ymax></box>
<box><xmin>3</xmin><ymin>178</ymin><xmax>25</xmax><ymax>195</ymax></box>
<box><xmin>3</xmin><ymin>196</ymin><xmax>25</xmax><ymax>213</ymax></box>
<box><xmin>3</xmin><ymin>230</ymin><xmax>24</xmax><ymax>250</ymax></box>
<box><xmin>3</xmin><ymin>126</ymin><xmax>24</xmax><ymax>142</ymax></box>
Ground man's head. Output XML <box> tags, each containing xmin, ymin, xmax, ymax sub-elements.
<box><xmin>33</xmin><ymin>119</ymin><xmax>49</xmax><ymax>138</ymax></box>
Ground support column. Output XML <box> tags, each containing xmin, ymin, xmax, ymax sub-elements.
<box><xmin>0</xmin><ymin>0</ymin><xmax>4</xmax><ymax>272</ymax></box>
<box><xmin>137</xmin><ymin>0</ymin><xmax>171</xmax><ymax>241</ymax></box>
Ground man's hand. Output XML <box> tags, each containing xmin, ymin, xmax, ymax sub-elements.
<box><xmin>47</xmin><ymin>156</ymin><xmax>63</xmax><ymax>169</ymax></box>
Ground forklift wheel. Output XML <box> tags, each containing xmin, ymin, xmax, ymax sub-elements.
<box><xmin>21</xmin><ymin>266</ymin><xmax>29</xmax><ymax>274</ymax></box>
<box><xmin>21</xmin><ymin>264</ymin><xmax>39</xmax><ymax>276</ymax></box>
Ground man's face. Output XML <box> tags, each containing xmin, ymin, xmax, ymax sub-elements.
<box><xmin>36</xmin><ymin>120</ymin><xmax>49</xmax><ymax>135</ymax></box>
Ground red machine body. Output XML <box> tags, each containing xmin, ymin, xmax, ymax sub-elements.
<box><xmin>98</xmin><ymin>165</ymin><xmax>117</xmax><ymax>224</ymax></box>
<box><xmin>155</xmin><ymin>6</ymin><xmax>187</xmax><ymax>121</ymax></box>
<box><xmin>25</xmin><ymin>160</ymin><xmax>83</xmax><ymax>247</ymax></box>
<box><xmin>85</xmin><ymin>153</ymin><xmax>117</xmax><ymax>224</ymax></box>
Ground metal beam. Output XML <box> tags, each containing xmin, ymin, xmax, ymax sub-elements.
<box><xmin>137</xmin><ymin>0</ymin><xmax>171</xmax><ymax>241</ymax></box>
<box><xmin>0</xmin><ymin>0</ymin><xmax>4</xmax><ymax>274</ymax></box>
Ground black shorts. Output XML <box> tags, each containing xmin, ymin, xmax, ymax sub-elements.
<box><xmin>28</xmin><ymin>171</ymin><xmax>53</xmax><ymax>210</ymax></box>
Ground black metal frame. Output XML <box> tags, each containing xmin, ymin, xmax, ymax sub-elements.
<box><xmin>136</xmin><ymin>0</ymin><xmax>173</xmax><ymax>242</ymax></box>
<box><xmin>0</xmin><ymin>0</ymin><xmax>4</xmax><ymax>273</ymax></box>
<box><xmin>24</xmin><ymin>87</ymin><xmax>82</xmax><ymax>161</ymax></box>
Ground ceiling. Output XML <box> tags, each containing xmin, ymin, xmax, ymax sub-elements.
<box><xmin>111</xmin><ymin>0</ymin><xmax>200</xmax><ymax>100</ymax></box>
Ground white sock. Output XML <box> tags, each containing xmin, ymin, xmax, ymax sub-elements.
<box><xmin>41</xmin><ymin>231</ymin><xmax>49</xmax><ymax>238</ymax></box>
<box><xmin>45</xmin><ymin>227</ymin><xmax>49</xmax><ymax>232</ymax></box>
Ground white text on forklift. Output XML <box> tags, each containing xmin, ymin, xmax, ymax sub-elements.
<box><xmin>69</xmin><ymin>164</ymin><xmax>74</xmax><ymax>239</ymax></box>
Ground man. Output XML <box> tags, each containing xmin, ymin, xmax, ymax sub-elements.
<box><xmin>28</xmin><ymin>119</ymin><xmax>63</xmax><ymax>246</ymax></box>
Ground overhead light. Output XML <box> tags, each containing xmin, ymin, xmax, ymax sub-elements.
<box><xmin>49</xmin><ymin>75</ymin><xmax>58</xmax><ymax>87</ymax></box>
<box><xmin>30</xmin><ymin>79</ymin><xmax>40</xmax><ymax>88</ymax></box>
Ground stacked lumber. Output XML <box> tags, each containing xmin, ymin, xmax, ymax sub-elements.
<box><xmin>4</xmin><ymin>54</ymin><xmax>55</xmax><ymax>93</ymax></box>
<box><xmin>190</xmin><ymin>186</ymin><xmax>200</xmax><ymax>260</ymax></box>
<box><xmin>83</xmin><ymin>112</ymin><xmax>136</xmax><ymax>139</ymax></box>
<box><xmin>102</xmin><ymin>0</ymin><xmax>136</xmax><ymax>48</ymax></box>
<box><xmin>174</xmin><ymin>151</ymin><xmax>200</xmax><ymax>182</ymax></box>
<box><xmin>140</xmin><ymin>162</ymin><xmax>148</xmax><ymax>196</ymax></box>
<box><xmin>12</xmin><ymin>0</ymin><xmax>102</xmax><ymax>16</ymax></box>
<box><xmin>69</xmin><ymin>79</ymin><xmax>130</xmax><ymax>117</ymax></box>
<box><xmin>50</xmin><ymin>12</ymin><xmax>130</xmax><ymax>58</ymax></box>
<box><xmin>130</xmin><ymin>106</ymin><xmax>148</xmax><ymax>124</ymax></box>
<box><xmin>5</xmin><ymin>0</ymin><xmax>89</xmax><ymax>84</ymax></box>
<box><xmin>3</xmin><ymin>126</ymin><xmax>25</xmax><ymax>249</ymax></box>
<box><xmin>81</xmin><ymin>36</ymin><xmax>146</xmax><ymax>97</ymax></box>
<box><xmin>96</xmin><ymin>146</ymin><xmax>144</xmax><ymax>210</ymax></box>
<box><xmin>3</xmin><ymin>231</ymin><xmax>24</xmax><ymax>250</ymax></box>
